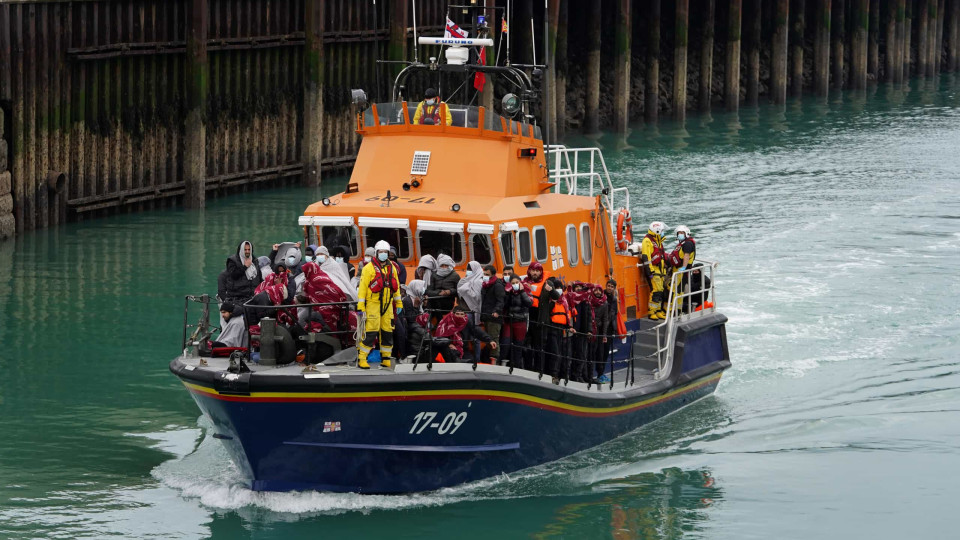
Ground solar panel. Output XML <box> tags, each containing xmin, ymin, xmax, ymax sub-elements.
<box><xmin>411</xmin><ymin>151</ymin><xmax>431</xmax><ymax>175</ymax></box>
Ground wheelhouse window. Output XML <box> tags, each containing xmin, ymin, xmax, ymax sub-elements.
<box><xmin>364</xmin><ymin>227</ymin><xmax>412</xmax><ymax>260</ymax></box>
<box><xmin>566</xmin><ymin>225</ymin><xmax>579</xmax><ymax>267</ymax></box>
<box><xmin>418</xmin><ymin>230</ymin><xmax>464</xmax><ymax>263</ymax></box>
<box><xmin>580</xmin><ymin>223</ymin><xmax>593</xmax><ymax>264</ymax></box>
<box><xmin>533</xmin><ymin>226</ymin><xmax>548</xmax><ymax>263</ymax></box>
<box><xmin>470</xmin><ymin>234</ymin><xmax>494</xmax><ymax>266</ymax></box>
<box><xmin>517</xmin><ymin>229</ymin><xmax>532</xmax><ymax>266</ymax></box>
<box><xmin>321</xmin><ymin>226</ymin><xmax>360</xmax><ymax>258</ymax></box>
<box><xmin>499</xmin><ymin>232</ymin><xmax>516</xmax><ymax>266</ymax></box>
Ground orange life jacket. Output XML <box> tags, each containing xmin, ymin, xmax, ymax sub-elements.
<box><xmin>550</xmin><ymin>301</ymin><xmax>570</xmax><ymax>326</ymax></box>
<box><xmin>368</xmin><ymin>260</ymin><xmax>400</xmax><ymax>294</ymax></box>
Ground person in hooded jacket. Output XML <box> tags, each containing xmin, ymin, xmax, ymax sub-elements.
<box><xmin>522</xmin><ymin>261</ymin><xmax>552</xmax><ymax>371</ymax></box>
<box><xmin>540</xmin><ymin>277</ymin><xmax>572</xmax><ymax>384</ymax></box>
<box><xmin>223</xmin><ymin>241</ymin><xmax>263</xmax><ymax>304</ymax></box>
<box><xmin>425</xmin><ymin>254</ymin><xmax>460</xmax><ymax>317</ymax></box>
<box><xmin>388</xmin><ymin>247</ymin><xmax>407</xmax><ymax>285</ymax></box>
<box><xmin>501</xmin><ymin>274</ymin><xmax>532</xmax><ymax>369</ymax></box>
<box><xmin>590</xmin><ymin>283</ymin><xmax>613</xmax><ymax>382</ymax></box>
<box><xmin>403</xmin><ymin>280</ymin><xmax>428</xmax><ymax>360</ymax></box>
<box><xmin>479</xmin><ymin>265</ymin><xmax>505</xmax><ymax>365</ymax></box>
<box><xmin>211</xmin><ymin>302</ymin><xmax>249</xmax><ymax>349</ymax></box>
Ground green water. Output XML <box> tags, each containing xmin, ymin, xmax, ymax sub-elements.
<box><xmin>2</xmin><ymin>77</ymin><xmax>960</xmax><ymax>539</ymax></box>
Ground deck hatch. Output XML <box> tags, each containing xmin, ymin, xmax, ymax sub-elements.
<box><xmin>411</xmin><ymin>151</ymin><xmax>432</xmax><ymax>175</ymax></box>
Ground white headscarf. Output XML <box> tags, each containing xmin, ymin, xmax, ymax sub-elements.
<box><xmin>240</xmin><ymin>241</ymin><xmax>258</xmax><ymax>280</ymax></box>
<box><xmin>456</xmin><ymin>261</ymin><xmax>484</xmax><ymax>318</ymax></box>
<box><xmin>320</xmin><ymin>248</ymin><xmax>359</xmax><ymax>302</ymax></box>
<box><xmin>406</xmin><ymin>279</ymin><xmax>426</xmax><ymax>313</ymax></box>
<box><xmin>418</xmin><ymin>254</ymin><xmax>438</xmax><ymax>287</ymax></box>
<box><xmin>436</xmin><ymin>254</ymin><xmax>455</xmax><ymax>278</ymax></box>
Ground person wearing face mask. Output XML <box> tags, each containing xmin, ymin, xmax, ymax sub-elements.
<box><xmin>388</xmin><ymin>247</ymin><xmax>407</xmax><ymax>285</ymax></box>
<box><xmin>412</xmin><ymin>88</ymin><xmax>453</xmax><ymax>126</ymax></box>
<box><xmin>425</xmin><ymin>254</ymin><xmax>460</xmax><ymax>317</ymax></box>
<box><xmin>502</xmin><ymin>265</ymin><xmax>514</xmax><ymax>285</ymax></box>
<box><xmin>402</xmin><ymin>280</ymin><xmax>428</xmax><ymax>360</ymax></box>
<box><xmin>356</xmin><ymin>240</ymin><xmax>404</xmax><ymax>369</ymax></box>
<box><xmin>667</xmin><ymin>225</ymin><xmax>697</xmax><ymax>313</ymax></box>
<box><xmin>640</xmin><ymin>221</ymin><xmax>668</xmax><ymax>320</ymax></box>
<box><xmin>501</xmin><ymin>274</ymin><xmax>533</xmax><ymax>369</ymax></box>
<box><xmin>303</xmin><ymin>245</ymin><xmax>317</xmax><ymax>263</ymax></box>
<box><xmin>429</xmin><ymin>304</ymin><xmax>497</xmax><ymax>363</ymax></box>
<box><xmin>478</xmin><ymin>265</ymin><xmax>505</xmax><ymax>365</ymax></box>
<box><xmin>522</xmin><ymin>261</ymin><xmax>551</xmax><ymax>370</ymax></box>
<box><xmin>329</xmin><ymin>246</ymin><xmax>355</xmax><ymax>279</ymax></box>
<box><xmin>223</xmin><ymin>240</ymin><xmax>263</xmax><ymax>304</ymax></box>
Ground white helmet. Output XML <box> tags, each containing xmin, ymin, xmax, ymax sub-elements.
<box><xmin>675</xmin><ymin>225</ymin><xmax>691</xmax><ymax>236</ymax></box>
<box><xmin>649</xmin><ymin>221</ymin><xmax>667</xmax><ymax>236</ymax></box>
<box><xmin>374</xmin><ymin>240</ymin><xmax>391</xmax><ymax>252</ymax></box>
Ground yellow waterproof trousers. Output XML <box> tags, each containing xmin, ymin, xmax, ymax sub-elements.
<box><xmin>357</xmin><ymin>303</ymin><xmax>395</xmax><ymax>362</ymax></box>
<box><xmin>648</xmin><ymin>272</ymin><xmax>665</xmax><ymax>317</ymax></box>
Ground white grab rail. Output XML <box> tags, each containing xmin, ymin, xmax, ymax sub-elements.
<box><xmin>545</xmin><ymin>145</ymin><xmax>631</xmax><ymax>237</ymax></box>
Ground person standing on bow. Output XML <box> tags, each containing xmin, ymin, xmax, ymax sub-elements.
<box><xmin>522</xmin><ymin>261</ymin><xmax>552</xmax><ymax>369</ymax></box>
<box><xmin>640</xmin><ymin>221</ymin><xmax>668</xmax><ymax>320</ymax></box>
<box><xmin>357</xmin><ymin>240</ymin><xmax>403</xmax><ymax>369</ymax></box>
<box><xmin>426</xmin><ymin>254</ymin><xmax>460</xmax><ymax>318</ymax></box>
<box><xmin>412</xmin><ymin>88</ymin><xmax>453</xmax><ymax>126</ymax></box>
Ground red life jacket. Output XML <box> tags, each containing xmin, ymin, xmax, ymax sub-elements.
<box><xmin>668</xmin><ymin>237</ymin><xmax>695</xmax><ymax>267</ymax></box>
<box><xmin>418</xmin><ymin>102</ymin><xmax>442</xmax><ymax>125</ymax></box>
<box><xmin>645</xmin><ymin>233</ymin><xmax>666</xmax><ymax>266</ymax></box>
<box><xmin>368</xmin><ymin>260</ymin><xmax>400</xmax><ymax>294</ymax></box>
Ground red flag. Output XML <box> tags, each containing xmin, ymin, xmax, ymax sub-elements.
<box><xmin>473</xmin><ymin>47</ymin><xmax>487</xmax><ymax>92</ymax></box>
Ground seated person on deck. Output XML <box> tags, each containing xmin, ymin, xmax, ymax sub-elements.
<box><xmin>212</xmin><ymin>302</ymin><xmax>248</xmax><ymax>349</ymax></box>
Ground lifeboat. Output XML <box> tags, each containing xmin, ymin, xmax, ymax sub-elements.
<box><xmin>170</xmin><ymin>37</ymin><xmax>730</xmax><ymax>494</ymax></box>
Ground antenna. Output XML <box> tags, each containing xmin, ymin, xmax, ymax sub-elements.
<box><xmin>530</xmin><ymin>17</ymin><xmax>536</xmax><ymax>66</ymax></box>
<box><xmin>373</xmin><ymin>0</ymin><xmax>380</xmax><ymax>101</ymax></box>
<box><xmin>412</xmin><ymin>0</ymin><xmax>419</xmax><ymax>64</ymax></box>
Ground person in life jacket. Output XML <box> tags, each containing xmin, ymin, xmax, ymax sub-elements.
<box><xmin>357</xmin><ymin>240</ymin><xmax>404</xmax><ymax>369</ymax></box>
<box><xmin>412</xmin><ymin>88</ymin><xmax>453</xmax><ymax>126</ymax></box>
<box><xmin>542</xmin><ymin>277</ymin><xmax>574</xmax><ymax>384</ymax></box>
<box><xmin>640</xmin><ymin>221</ymin><xmax>668</xmax><ymax>320</ymax></box>
<box><xmin>668</xmin><ymin>225</ymin><xmax>698</xmax><ymax>313</ymax></box>
<box><xmin>522</xmin><ymin>261</ymin><xmax>552</xmax><ymax>370</ymax></box>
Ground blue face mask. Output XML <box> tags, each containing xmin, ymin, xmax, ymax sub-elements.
<box><xmin>677</xmin><ymin>234</ymin><xmax>686</xmax><ymax>242</ymax></box>
<box><xmin>335</xmin><ymin>257</ymin><xmax>344</xmax><ymax>264</ymax></box>
<box><xmin>512</xmin><ymin>283</ymin><xmax>520</xmax><ymax>291</ymax></box>
<box><xmin>317</xmin><ymin>255</ymin><xmax>326</xmax><ymax>264</ymax></box>
<box><xmin>304</xmin><ymin>255</ymin><xmax>313</xmax><ymax>262</ymax></box>
<box><xmin>378</xmin><ymin>252</ymin><xmax>388</xmax><ymax>262</ymax></box>
<box><xmin>286</xmin><ymin>256</ymin><xmax>297</xmax><ymax>267</ymax></box>
<box><xmin>466</xmin><ymin>270</ymin><xmax>474</xmax><ymax>277</ymax></box>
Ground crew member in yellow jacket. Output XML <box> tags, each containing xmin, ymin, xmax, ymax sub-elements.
<box><xmin>640</xmin><ymin>221</ymin><xmax>667</xmax><ymax>320</ymax></box>
<box><xmin>357</xmin><ymin>240</ymin><xmax>404</xmax><ymax>368</ymax></box>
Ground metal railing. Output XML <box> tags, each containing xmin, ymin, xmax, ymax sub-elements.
<box><xmin>647</xmin><ymin>259</ymin><xmax>720</xmax><ymax>379</ymax></box>
<box><xmin>545</xmin><ymin>145</ymin><xmax>631</xmax><ymax>231</ymax></box>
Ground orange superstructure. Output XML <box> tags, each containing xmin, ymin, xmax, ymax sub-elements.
<box><xmin>300</xmin><ymin>101</ymin><xmax>653</xmax><ymax>320</ymax></box>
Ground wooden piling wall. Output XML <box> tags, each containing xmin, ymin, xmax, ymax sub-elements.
<box><xmin>1</xmin><ymin>0</ymin><xmax>959</xmax><ymax>238</ymax></box>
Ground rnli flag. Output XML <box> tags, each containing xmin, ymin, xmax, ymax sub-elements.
<box><xmin>473</xmin><ymin>47</ymin><xmax>487</xmax><ymax>91</ymax></box>
<box><xmin>501</xmin><ymin>16</ymin><xmax>509</xmax><ymax>34</ymax></box>
<box><xmin>445</xmin><ymin>17</ymin><xmax>468</xmax><ymax>39</ymax></box>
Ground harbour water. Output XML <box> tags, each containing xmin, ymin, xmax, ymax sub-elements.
<box><xmin>1</xmin><ymin>77</ymin><xmax>959</xmax><ymax>538</ymax></box>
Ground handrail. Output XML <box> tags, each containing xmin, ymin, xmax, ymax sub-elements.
<box><xmin>545</xmin><ymin>145</ymin><xmax>630</xmax><ymax>246</ymax></box>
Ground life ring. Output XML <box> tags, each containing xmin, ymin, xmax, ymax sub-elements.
<box><xmin>615</xmin><ymin>208</ymin><xmax>633</xmax><ymax>251</ymax></box>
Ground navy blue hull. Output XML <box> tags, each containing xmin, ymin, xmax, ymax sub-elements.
<box><xmin>184</xmin><ymin>372</ymin><xmax>721</xmax><ymax>493</ymax></box>
<box><xmin>173</xmin><ymin>313</ymin><xmax>731</xmax><ymax>493</ymax></box>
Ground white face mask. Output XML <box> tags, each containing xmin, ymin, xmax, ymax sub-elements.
<box><xmin>364</xmin><ymin>256</ymin><xmax>372</xmax><ymax>263</ymax></box>
<box><xmin>378</xmin><ymin>252</ymin><xmax>389</xmax><ymax>262</ymax></box>
<box><xmin>317</xmin><ymin>255</ymin><xmax>327</xmax><ymax>264</ymax></box>
<box><xmin>512</xmin><ymin>283</ymin><xmax>520</xmax><ymax>291</ymax></box>
<box><xmin>466</xmin><ymin>270</ymin><xmax>473</xmax><ymax>277</ymax></box>
<box><xmin>426</xmin><ymin>98</ymin><xmax>437</xmax><ymax>106</ymax></box>
<box><xmin>335</xmin><ymin>257</ymin><xmax>344</xmax><ymax>264</ymax></box>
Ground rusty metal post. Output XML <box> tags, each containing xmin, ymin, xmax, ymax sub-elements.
<box><xmin>700</xmin><ymin>0</ymin><xmax>715</xmax><ymax>112</ymax></box>
<box><xmin>185</xmin><ymin>0</ymin><xmax>208</xmax><ymax>209</ymax></box>
<box><xmin>904</xmin><ymin>0</ymin><xmax>913</xmax><ymax>78</ymax></box>
<box><xmin>613</xmin><ymin>0</ymin><xmax>631</xmax><ymax>132</ymax></box>
<box><xmin>868</xmin><ymin>0</ymin><xmax>879</xmax><ymax>79</ymax></box>
<box><xmin>815</xmin><ymin>0</ymin><xmax>832</xmax><ymax>96</ymax></box>
<box><xmin>918</xmin><ymin>0</ymin><xmax>930</xmax><ymax>76</ymax></box>
<box><xmin>555</xmin><ymin>0</ymin><xmax>568</xmax><ymax>138</ymax></box>
<box><xmin>747</xmin><ymin>0</ymin><xmax>761</xmax><ymax>106</ymax></box>
<box><xmin>584</xmin><ymin>1</ymin><xmax>602</xmax><ymax>134</ymax></box>
<box><xmin>833</xmin><ymin>0</ymin><xmax>846</xmax><ymax>88</ymax></box>
<box><xmin>791</xmin><ymin>0</ymin><xmax>806</xmax><ymax>97</ymax></box>
<box><xmin>771</xmin><ymin>0</ymin><xmax>790</xmax><ymax>103</ymax></box>
<box><xmin>646</xmin><ymin>0</ymin><xmax>662</xmax><ymax>122</ymax></box>
<box><xmin>303</xmin><ymin>0</ymin><xmax>324</xmax><ymax>187</ymax></box>
<box><xmin>726</xmin><ymin>0</ymin><xmax>742</xmax><ymax>111</ymax></box>
<box><xmin>851</xmin><ymin>0</ymin><xmax>868</xmax><ymax>89</ymax></box>
<box><xmin>674</xmin><ymin>0</ymin><xmax>689</xmax><ymax>120</ymax></box>
<box><xmin>886</xmin><ymin>0</ymin><xmax>898</xmax><ymax>81</ymax></box>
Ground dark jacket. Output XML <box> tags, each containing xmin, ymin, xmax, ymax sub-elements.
<box><xmin>224</xmin><ymin>241</ymin><xmax>263</xmax><ymax>302</ymax></box>
<box><xmin>593</xmin><ymin>295</ymin><xmax>612</xmax><ymax>337</ymax></box>
<box><xmin>426</xmin><ymin>270</ymin><xmax>460</xmax><ymax>314</ymax></box>
<box><xmin>403</xmin><ymin>296</ymin><xmax>427</xmax><ymax>356</ymax></box>
<box><xmin>504</xmin><ymin>287</ymin><xmax>533</xmax><ymax>321</ymax></box>
<box><xmin>392</xmin><ymin>259</ymin><xmax>408</xmax><ymax>285</ymax></box>
<box><xmin>479</xmin><ymin>279</ymin><xmax>506</xmax><ymax>323</ymax></box>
